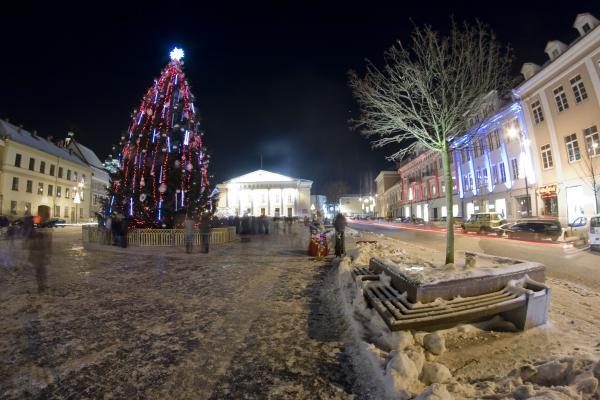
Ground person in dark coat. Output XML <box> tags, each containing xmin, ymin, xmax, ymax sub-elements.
<box><xmin>334</xmin><ymin>213</ymin><xmax>347</xmax><ymax>257</ymax></box>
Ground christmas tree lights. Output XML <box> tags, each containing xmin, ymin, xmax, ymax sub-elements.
<box><xmin>104</xmin><ymin>47</ymin><xmax>212</xmax><ymax>228</ymax></box>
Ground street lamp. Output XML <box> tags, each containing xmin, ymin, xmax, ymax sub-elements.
<box><xmin>73</xmin><ymin>179</ymin><xmax>84</xmax><ymax>224</ymax></box>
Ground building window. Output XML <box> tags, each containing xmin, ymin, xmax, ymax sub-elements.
<box><xmin>48</xmin><ymin>185</ymin><xmax>53</xmax><ymax>196</ymax></box>
<box><xmin>80</xmin><ymin>208</ymin><xmax>84</xmax><ymax>219</ymax></box>
<box><xmin>25</xmin><ymin>202</ymin><xmax>31</xmax><ymax>214</ymax></box>
<box><xmin>499</xmin><ymin>162</ymin><xmax>507</xmax><ymax>183</ymax></box>
<box><xmin>583</xmin><ymin>23</ymin><xmax>591</xmax><ymax>33</ymax></box>
<box><xmin>26</xmin><ymin>180</ymin><xmax>33</xmax><ymax>193</ymax></box>
<box><xmin>10</xmin><ymin>201</ymin><xmax>17</xmax><ymax>215</ymax></box>
<box><xmin>67</xmin><ymin>169</ymin><xmax>71</xmax><ymax>180</ymax></box>
<box><xmin>492</xmin><ymin>129</ymin><xmax>501</xmax><ymax>149</ymax></box>
<box><xmin>58</xmin><ymin>167</ymin><xmax>63</xmax><ymax>179</ymax></box>
<box><xmin>492</xmin><ymin>165</ymin><xmax>498</xmax><ymax>184</ymax></box>
<box><xmin>14</xmin><ymin>153</ymin><xmax>22</xmax><ymax>167</ymax></box>
<box><xmin>74</xmin><ymin>171</ymin><xmax>78</xmax><ymax>182</ymax></box>
<box><xmin>487</xmin><ymin>133</ymin><xmax>495</xmax><ymax>151</ymax></box>
<box><xmin>93</xmin><ymin>195</ymin><xmax>98</xmax><ymax>205</ymax></box>
<box><xmin>565</xmin><ymin>133</ymin><xmax>582</xmax><ymax>162</ymax></box>
<box><xmin>482</xmin><ymin>168</ymin><xmax>488</xmax><ymax>187</ymax></box>
<box><xmin>65</xmin><ymin>188</ymin><xmax>70</xmax><ymax>199</ymax></box>
<box><xmin>531</xmin><ymin>101</ymin><xmax>544</xmax><ymax>124</ymax></box>
<box><xmin>38</xmin><ymin>182</ymin><xmax>44</xmax><ymax>195</ymax></box>
<box><xmin>28</xmin><ymin>157</ymin><xmax>35</xmax><ymax>171</ymax></box>
<box><xmin>57</xmin><ymin>186</ymin><xmax>62</xmax><ymax>198</ymax></box>
<box><xmin>541</xmin><ymin>144</ymin><xmax>554</xmax><ymax>169</ymax></box>
<box><xmin>54</xmin><ymin>205</ymin><xmax>60</xmax><ymax>217</ymax></box>
<box><xmin>584</xmin><ymin>125</ymin><xmax>600</xmax><ymax>157</ymax></box>
<box><xmin>12</xmin><ymin>177</ymin><xmax>19</xmax><ymax>191</ymax></box>
<box><xmin>40</xmin><ymin>161</ymin><xmax>46</xmax><ymax>174</ymax></box>
<box><xmin>511</xmin><ymin>158</ymin><xmax>519</xmax><ymax>180</ymax></box>
<box><xmin>64</xmin><ymin>207</ymin><xmax>69</xmax><ymax>218</ymax></box>
<box><xmin>553</xmin><ymin>86</ymin><xmax>569</xmax><ymax>112</ymax></box>
<box><xmin>50</xmin><ymin>164</ymin><xmax>55</xmax><ymax>176</ymax></box>
<box><xmin>570</xmin><ymin>75</ymin><xmax>588</xmax><ymax>103</ymax></box>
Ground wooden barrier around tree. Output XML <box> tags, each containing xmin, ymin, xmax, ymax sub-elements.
<box><xmin>82</xmin><ymin>225</ymin><xmax>237</xmax><ymax>247</ymax></box>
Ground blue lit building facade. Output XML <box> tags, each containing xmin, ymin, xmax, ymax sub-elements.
<box><xmin>453</xmin><ymin>102</ymin><xmax>536</xmax><ymax>220</ymax></box>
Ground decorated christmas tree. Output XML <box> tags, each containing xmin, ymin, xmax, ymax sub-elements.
<box><xmin>104</xmin><ymin>48</ymin><xmax>212</xmax><ymax>228</ymax></box>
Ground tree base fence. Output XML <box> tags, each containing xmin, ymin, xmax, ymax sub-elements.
<box><xmin>82</xmin><ymin>226</ymin><xmax>237</xmax><ymax>247</ymax></box>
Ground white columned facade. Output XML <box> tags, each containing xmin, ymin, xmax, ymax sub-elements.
<box><xmin>216</xmin><ymin>169</ymin><xmax>312</xmax><ymax>218</ymax></box>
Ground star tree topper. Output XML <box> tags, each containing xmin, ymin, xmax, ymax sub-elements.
<box><xmin>170</xmin><ymin>47</ymin><xmax>184</xmax><ymax>61</ymax></box>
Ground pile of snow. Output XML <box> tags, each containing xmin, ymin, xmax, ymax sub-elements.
<box><xmin>333</xmin><ymin>236</ymin><xmax>600</xmax><ymax>399</ymax></box>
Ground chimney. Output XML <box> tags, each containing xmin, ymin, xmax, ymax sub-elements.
<box><xmin>32</xmin><ymin>130</ymin><xmax>38</xmax><ymax>137</ymax></box>
<box><xmin>17</xmin><ymin>125</ymin><xmax>23</xmax><ymax>132</ymax></box>
<box><xmin>47</xmin><ymin>135</ymin><xmax>54</xmax><ymax>143</ymax></box>
<box><xmin>544</xmin><ymin>41</ymin><xmax>567</xmax><ymax>61</ymax></box>
<box><xmin>520</xmin><ymin>63</ymin><xmax>541</xmax><ymax>80</ymax></box>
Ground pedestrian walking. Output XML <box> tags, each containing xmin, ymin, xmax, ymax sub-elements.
<box><xmin>184</xmin><ymin>215</ymin><xmax>195</xmax><ymax>254</ymax></box>
<box><xmin>334</xmin><ymin>213</ymin><xmax>347</xmax><ymax>257</ymax></box>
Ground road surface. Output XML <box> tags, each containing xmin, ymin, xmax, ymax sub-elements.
<box><xmin>350</xmin><ymin>221</ymin><xmax>600</xmax><ymax>290</ymax></box>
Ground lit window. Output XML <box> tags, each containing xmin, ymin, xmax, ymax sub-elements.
<box><xmin>565</xmin><ymin>133</ymin><xmax>581</xmax><ymax>162</ymax></box>
<box><xmin>584</xmin><ymin>125</ymin><xmax>600</xmax><ymax>157</ymax></box>
<box><xmin>570</xmin><ymin>75</ymin><xmax>588</xmax><ymax>103</ymax></box>
<box><xmin>38</xmin><ymin>182</ymin><xmax>44</xmax><ymax>195</ymax></box>
<box><xmin>531</xmin><ymin>101</ymin><xmax>544</xmax><ymax>124</ymax></box>
<box><xmin>10</xmin><ymin>201</ymin><xmax>17</xmax><ymax>214</ymax></box>
<box><xmin>553</xmin><ymin>86</ymin><xmax>569</xmax><ymax>112</ymax></box>
<box><xmin>540</xmin><ymin>144</ymin><xmax>554</xmax><ymax>169</ymax></box>
<box><xmin>57</xmin><ymin>186</ymin><xmax>62</xmax><ymax>198</ymax></box>
<box><xmin>511</xmin><ymin>158</ymin><xmax>519</xmax><ymax>180</ymax></box>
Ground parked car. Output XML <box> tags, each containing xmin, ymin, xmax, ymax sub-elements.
<box><xmin>461</xmin><ymin>212</ymin><xmax>506</xmax><ymax>235</ymax></box>
<box><xmin>564</xmin><ymin>216</ymin><xmax>589</xmax><ymax>240</ymax></box>
<box><xmin>504</xmin><ymin>219</ymin><xmax>563</xmax><ymax>242</ymax></box>
<box><xmin>38</xmin><ymin>218</ymin><xmax>66</xmax><ymax>228</ymax></box>
<box><xmin>589</xmin><ymin>216</ymin><xmax>600</xmax><ymax>251</ymax></box>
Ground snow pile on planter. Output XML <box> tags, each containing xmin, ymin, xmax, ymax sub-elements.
<box><xmin>334</xmin><ymin>239</ymin><xmax>600</xmax><ymax>399</ymax></box>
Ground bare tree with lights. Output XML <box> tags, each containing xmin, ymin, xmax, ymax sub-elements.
<box><xmin>349</xmin><ymin>21</ymin><xmax>513</xmax><ymax>264</ymax></box>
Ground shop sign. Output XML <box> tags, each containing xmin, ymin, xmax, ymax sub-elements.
<box><xmin>538</xmin><ymin>184</ymin><xmax>558</xmax><ymax>197</ymax></box>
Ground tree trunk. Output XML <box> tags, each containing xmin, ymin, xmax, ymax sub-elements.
<box><xmin>442</xmin><ymin>147</ymin><xmax>454</xmax><ymax>264</ymax></box>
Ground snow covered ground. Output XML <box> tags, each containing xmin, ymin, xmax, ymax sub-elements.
<box><xmin>0</xmin><ymin>227</ymin><xmax>361</xmax><ymax>399</ymax></box>
<box><xmin>335</xmin><ymin>229</ymin><xmax>600</xmax><ymax>399</ymax></box>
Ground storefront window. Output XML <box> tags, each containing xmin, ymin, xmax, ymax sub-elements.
<box><xmin>542</xmin><ymin>196</ymin><xmax>559</xmax><ymax>217</ymax></box>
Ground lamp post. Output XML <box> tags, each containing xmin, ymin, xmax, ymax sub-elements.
<box><xmin>507</xmin><ymin>127</ymin><xmax>531</xmax><ymax>217</ymax></box>
<box><xmin>73</xmin><ymin>179</ymin><xmax>84</xmax><ymax>224</ymax></box>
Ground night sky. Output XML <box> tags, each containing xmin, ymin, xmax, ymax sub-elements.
<box><xmin>1</xmin><ymin>1</ymin><xmax>599</xmax><ymax>193</ymax></box>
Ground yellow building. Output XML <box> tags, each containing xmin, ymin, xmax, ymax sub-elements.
<box><xmin>0</xmin><ymin>120</ymin><xmax>91</xmax><ymax>222</ymax></box>
<box><xmin>514</xmin><ymin>12</ymin><xmax>600</xmax><ymax>223</ymax></box>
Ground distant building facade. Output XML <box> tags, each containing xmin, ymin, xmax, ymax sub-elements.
<box><xmin>0</xmin><ymin>120</ymin><xmax>91</xmax><ymax>222</ymax></box>
<box><xmin>339</xmin><ymin>195</ymin><xmax>374</xmax><ymax>217</ymax></box>
<box><xmin>374</xmin><ymin>171</ymin><xmax>401</xmax><ymax>218</ymax></box>
<box><xmin>65</xmin><ymin>136</ymin><xmax>110</xmax><ymax>219</ymax></box>
<box><xmin>216</xmin><ymin>169</ymin><xmax>312</xmax><ymax>217</ymax></box>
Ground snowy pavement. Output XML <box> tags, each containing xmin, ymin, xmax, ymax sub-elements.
<box><xmin>0</xmin><ymin>227</ymin><xmax>360</xmax><ymax>399</ymax></box>
<box><xmin>337</xmin><ymin>230</ymin><xmax>600</xmax><ymax>399</ymax></box>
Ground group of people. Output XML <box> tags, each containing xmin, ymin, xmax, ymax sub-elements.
<box><xmin>104</xmin><ymin>212</ymin><xmax>128</xmax><ymax>248</ymax></box>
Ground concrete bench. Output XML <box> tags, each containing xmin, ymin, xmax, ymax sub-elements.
<box><xmin>360</xmin><ymin>277</ymin><xmax>550</xmax><ymax>332</ymax></box>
